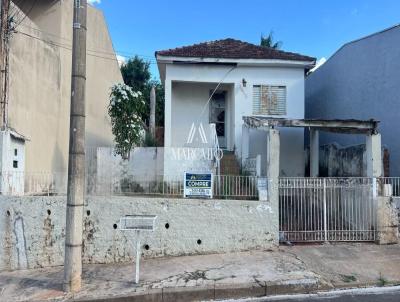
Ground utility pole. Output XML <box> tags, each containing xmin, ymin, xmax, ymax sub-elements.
<box><xmin>0</xmin><ymin>0</ymin><xmax>10</xmax><ymax>129</ymax></box>
<box><xmin>64</xmin><ymin>0</ymin><xmax>87</xmax><ymax>293</ymax></box>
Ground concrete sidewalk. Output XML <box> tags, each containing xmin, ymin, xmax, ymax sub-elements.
<box><xmin>1</xmin><ymin>243</ymin><xmax>400</xmax><ymax>302</ymax></box>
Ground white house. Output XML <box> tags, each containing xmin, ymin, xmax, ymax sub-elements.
<box><xmin>156</xmin><ymin>39</ymin><xmax>315</xmax><ymax>176</ymax></box>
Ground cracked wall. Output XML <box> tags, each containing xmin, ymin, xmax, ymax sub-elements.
<box><xmin>0</xmin><ymin>196</ymin><xmax>278</xmax><ymax>271</ymax></box>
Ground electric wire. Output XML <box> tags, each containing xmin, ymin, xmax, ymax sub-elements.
<box><xmin>15</xmin><ymin>30</ymin><xmax>159</xmax><ymax>64</ymax></box>
<box><xmin>14</xmin><ymin>0</ymin><xmax>38</xmax><ymax>29</ymax></box>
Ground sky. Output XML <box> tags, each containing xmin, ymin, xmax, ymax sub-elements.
<box><xmin>88</xmin><ymin>0</ymin><xmax>400</xmax><ymax>79</ymax></box>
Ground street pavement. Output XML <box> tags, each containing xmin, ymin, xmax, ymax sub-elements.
<box><xmin>222</xmin><ymin>286</ymin><xmax>400</xmax><ymax>302</ymax></box>
<box><xmin>1</xmin><ymin>243</ymin><xmax>400</xmax><ymax>301</ymax></box>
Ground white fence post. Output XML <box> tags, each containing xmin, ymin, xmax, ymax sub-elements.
<box><xmin>241</xmin><ymin>124</ymin><xmax>250</xmax><ymax>167</ymax></box>
<box><xmin>256</xmin><ymin>154</ymin><xmax>261</xmax><ymax>177</ymax></box>
<box><xmin>135</xmin><ymin>230</ymin><xmax>141</xmax><ymax>284</ymax></box>
<box><xmin>372</xmin><ymin>177</ymin><xmax>377</xmax><ymax>199</ymax></box>
<box><xmin>323</xmin><ymin>178</ymin><xmax>327</xmax><ymax>242</ymax></box>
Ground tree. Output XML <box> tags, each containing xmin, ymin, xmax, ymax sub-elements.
<box><xmin>120</xmin><ymin>56</ymin><xmax>165</xmax><ymax>127</ymax></box>
<box><xmin>108</xmin><ymin>83</ymin><xmax>145</xmax><ymax>159</ymax></box>
<box><xmin>260</xmin><ymin>31</ymin><xmax>282</xmax><ymax>49</ymax></box>
<box><xmin>120</xmin><ymin>55</ymin><xmax>150</xmax><ymax>92</ymax></box>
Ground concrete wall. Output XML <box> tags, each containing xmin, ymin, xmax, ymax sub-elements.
<box><xmin>96</xmin><ymin>147</ymin><xmax>164</xmax><ymax>180</ymax></box>
<box><xmin>319</xmin><ymin>144</ymin><xmax>366</xmax><ymax>177</ymax></box>
<box><xmin>165</xmin><ymin>64</ymin><xmax>306</xmax><ymax>176</ymax></box>
<box><xmin>94</xmin><ymin>147</ymin><xmax>215</xmax><ymax>187</ymax></box>
<box><xmin>310</xmin><ymin>143</ymin><xmax>386</xmax><ymax>177</ymax></box>
<box><xmin>0</xmin><ymin>196</ymin><xmax>278</xmax><ymax>271</ymax></box>
<box><xmin>305</xmin><ymin>25</ymin><xmax>400</xmax><ymax>176</ymax></box>
<box><xmin>8</xmin><ymin>0</ymin><xmax>122</xmax><ymax>174</ymax></box>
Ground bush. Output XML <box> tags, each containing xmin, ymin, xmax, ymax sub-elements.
<box><xmin>108</xmin><ymin>83</ymin><xmax>145</xmax><ymax>159</ymax></box>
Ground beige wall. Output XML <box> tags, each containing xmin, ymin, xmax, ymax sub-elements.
<box><xmin>8</xmin><ymin>1</ymin><xmax>122</xmax><ymax>173</ymax></box>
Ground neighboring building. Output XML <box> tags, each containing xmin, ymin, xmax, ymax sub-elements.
<box><xmin>306</xmin><ymin>24</ymin><xmax>400</xmax><ymax>176</ymax></box>
<box><xmin>4</xmin><ymin>0</ymin><xmax>122</xmax><ymax>176</ymax></box>
<box><xmin>156</xmin><ymin>39</ymin><xmax>315</xmax><ymax>176</ymax></box>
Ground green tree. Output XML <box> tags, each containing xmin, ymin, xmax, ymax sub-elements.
<box><xmin>108</xmin><ymin>83</ymin><xmax>145</xmax><ymax>159</ymax></box>
<box><xmin>120</xmin><ymin>56</ymin><xmax>165</xmax><ymax>127</ymax></box>
<box><xmin>260</xmin><ymin>31</ymin><xmax>282</xmax><ymax>49</ymax></box>
<box><xmin>120</xmin><ymin>55</ymin><xmax>151</xmax><ymax>92</ymax></box>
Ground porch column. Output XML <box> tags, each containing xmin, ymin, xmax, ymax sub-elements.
<box><xmin>267</xmin><ymin>128</ymin><xmax>280</xmax><ymax>201</ymax></box>
<box><xmin>366</xmin><ymin>133</ymin><xmax>382</xmax><ymax>177</ymax></box>
<box><xmin>241</xmin><ymin>123</ymin><xmax>250</xmax><ymax>167</ymax></box>
<box><xmin>310</xmin><ymin>129</ymin><xmax>319</xmax><ymax>177</ymax></box>
<box><xmin>267</xmin><ymin>128</ymin><xmax>280</xmax><ymax>243</ymax></box>
<box><xmin>164</xmin><ymin>79</ymin><xmax>172</xmax><ymax>147</ymax></box>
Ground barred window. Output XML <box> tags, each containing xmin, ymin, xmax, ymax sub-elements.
<box><xmin>253</xmin><ymin>85</ymin><xmax>286</xmax><ymax>115</ymax></box>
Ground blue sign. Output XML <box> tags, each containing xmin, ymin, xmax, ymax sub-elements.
<box><xmin>184</xmin><ymin>172</ymin><xmax>213</xmax><ymax>198</ymax></box>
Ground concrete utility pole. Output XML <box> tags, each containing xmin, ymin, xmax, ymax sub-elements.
<box><xmin>0</xmin><ymin>0</ymin><xmax>10</xmax><ymax>129</ymax></box>
<box><xmin>149</xmin><ymin>86</ymin><xmax>156</xmax><ymax>137</ymax></box>
<box><xmin>64</xmin><ymin>0</ymin><xmax>87</xmax><ymax>293</ymax></box>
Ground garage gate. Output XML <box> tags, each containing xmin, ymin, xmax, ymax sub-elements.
<box><xmin>279</xmin><ymin>177</ymin><xmax>377</xmax><ymax>242</ymax></box>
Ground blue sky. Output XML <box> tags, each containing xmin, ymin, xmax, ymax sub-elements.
<box><xmin>89</xmin><ymin>0</ymin><xmax>400</xmax><ymax>79</ymax></box>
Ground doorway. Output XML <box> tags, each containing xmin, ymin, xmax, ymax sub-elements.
<box><xmin>209</xmin><ymin>91</ymin><xmax>226</xmax><ymax>149</ymax></box>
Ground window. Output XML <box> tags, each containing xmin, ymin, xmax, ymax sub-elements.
<box><xmin>14</xmin><ymin>149</ymin><xmax>17</xmax><ymax>156</ymax></box>
<box><xmin>13</xmin><ymin>160</ymin><xmax>18</xmax><ymax>168</ymax></box>
<box><xmin>253</xmin><ymin>85</ymin><xmax>286</xmax><ymax>115</ymax></box>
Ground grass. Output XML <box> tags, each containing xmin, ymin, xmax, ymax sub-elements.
<box><xmin>378</xmin><ymin>272</ymin><xmax>388</xmax><ymax>287</ymax></box>
<box><xmin>340</xmin><ymin>274</ymin><xmax>357</xmax><ymax>283</ymax></box>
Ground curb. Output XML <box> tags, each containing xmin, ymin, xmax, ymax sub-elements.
<box><xmin>73</xmin><ymin>280</ymin><xmax>400</xmax><ymax>302</ymax></box>
<box><xmin>74</xmin><ymin>279</ymin><xmax>321</xmax><ymax>302</ymax></box>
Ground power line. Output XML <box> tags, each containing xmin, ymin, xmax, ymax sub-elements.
<box><xmin>7</xmin><ymin>1</ymin><xmax>162</xmax><ymax>64</ymax></box>
<box><xmin>15</xmin><ymin>30</ymin><xmax>159</xmax><ymax>64</ymax></box>
<box><xmin>18</xmin><ymin>23</ymin><xmax>71</xmax><ymax>42</ymax></box>
<box><xmin>13</xmin><ymin>0</ymin><xmax>38</xmax><ymax>29</ymax></box>
<box><xmin>15</xmin><ymin>29</ymin><xmax>210</xmax><ymax>66</ymax></box>
<box><xmin>16</xmin><ymin>23</ymin><xmax>158</xmax><ymax>61</ymax></box>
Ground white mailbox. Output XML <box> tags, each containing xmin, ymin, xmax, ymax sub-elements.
<box><xmin>119</xmin><ymin>215</ymin><xmax>157</xmax><ymax>284</ymax></box>
<box><xmin>119</xmin><ymin>215</ymin><xmax>157</xmax><ymax>231</ymax></box>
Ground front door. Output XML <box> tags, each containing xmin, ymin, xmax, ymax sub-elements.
<box><xmin>209</xmin><ymin>91</ymin><xmax>226</xmax><ymax>149</ymax></box>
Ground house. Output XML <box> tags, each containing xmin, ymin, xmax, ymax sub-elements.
<box><xmin>156</xmin><ymin>39</ymin><xmax>315</xmax><ymax>176</ymax></box>
<box><xmin>306</xmin><ymin>24</ymin><xmax>400</xmax><ymax>176</ymax></box>
<box><xmin>2</xmin><ymin>0</ymin><xmax>122</xmax><ymax>181</ymax></box>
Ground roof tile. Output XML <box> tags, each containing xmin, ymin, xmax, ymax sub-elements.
<box><xmin>156</xmin><ymin>38</ymin><xmax>315</xmax><ymax>62</ymax></box>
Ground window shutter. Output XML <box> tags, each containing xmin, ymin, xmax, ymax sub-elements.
<box><xmin>252</xmin><ymin>85</ymin><xmax>286</xmax><ymax>115</ymax></box>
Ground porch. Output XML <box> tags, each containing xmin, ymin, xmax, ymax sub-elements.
<box><xmin>165</xmin><ymin>81</ymin><xmax>235</xmax><ymax>151</ymax></box>
<box><xmin>241</xmin><ymin>116</ymin><xmax>398</xmax><ymax>243</ymax></box>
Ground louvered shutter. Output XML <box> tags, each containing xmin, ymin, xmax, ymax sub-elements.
<box><xmin>252</xmin><ymin>85</ymin><xmax>286</xmax><ymax>115</ymax></box>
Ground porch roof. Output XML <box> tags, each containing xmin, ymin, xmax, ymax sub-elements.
<box><xmin>243</xmin><ymin>116</ymin><xmax>379</xmax><ymax>134</ymax></box>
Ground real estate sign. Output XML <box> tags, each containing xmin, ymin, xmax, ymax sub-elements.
<box><xmin>184</xmin><ymin>172</ymin><xmax>213</xmax><ymax>199</ymax></box>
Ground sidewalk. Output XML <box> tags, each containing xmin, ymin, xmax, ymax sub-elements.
<box><xmin>1</xmin><ymin>243</ymin><xmax>400</xmax><ymax>302</ymax></box>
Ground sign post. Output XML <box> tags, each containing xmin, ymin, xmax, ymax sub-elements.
<box><xmin>184</xmin><ymin>172</ymin><xmax>213</xmax><ymax>199</ymax></box>
<box><xmin>119</xmin><ymin>215</ymin><xmax>157</xmax><ymax>284</ymax></box>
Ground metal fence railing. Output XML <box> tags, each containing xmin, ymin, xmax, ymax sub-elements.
<box><xmin>279</xmin><ymin>177</ymin><xmax>377</xmax><ymax>242</ymax></box>
<box><xmin>0</xmin><ymin>171</ymin><xmax>68</xmax><ymax>196</ymax></box>
<box><xmin>213</xmin><ymin>175</ymin><xmax>259</xmax><ymax>199</ymax></box>
<box><xmin>242</xmin><ymin>155</ymin><xmax>261</xmax><ymax>177</ymax></box>
<box><xmin>2</xmin><ymin>172</ymin><xmax>400</xmax><ymax>202</ymax></box>
<box><xmin>95</xmin><ymin>174</ymin><xmax>259</xmax><ymax>200</ymax></box>
<box><xmin>378</xmin><ymin>177</ymin><xmax>400</xmax><ymax>197</ymax></box>
<box><xmin>0</xmin><ymin>172</ymin><xmax>260</xmax><ymax>200</ymax></box>
<box><xmin>99</xmin><ymin>175</ymin><xmax>184</xmax><ymax>197</ymax></box>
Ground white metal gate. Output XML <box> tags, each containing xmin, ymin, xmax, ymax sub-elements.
<box><xmin>279</xmin><ymin>178</ymin><xmax>376</xmax><ymax>242</ymax></box>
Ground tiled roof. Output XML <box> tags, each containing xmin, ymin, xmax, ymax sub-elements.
<box><xmin>156</xmin><ymin>38</ymin><xmax>315</xmax><ymax>62</ymax></box>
